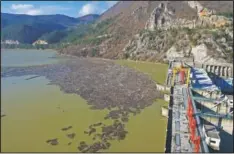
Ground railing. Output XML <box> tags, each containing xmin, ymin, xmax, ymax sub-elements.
<box><xmin>188</xmin><ymin>88</ymin><xmax>210</xmax><ymax>153</ymax></box>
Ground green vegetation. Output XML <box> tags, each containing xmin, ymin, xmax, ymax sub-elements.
<box><xmin>1</xmin><ymin>15</ymin><xmax>111</xmax><ymax>49</ymax></box>
<box><xmin>67</xmin><ymin>18</ymin><xmax>114</xmax><ymax>45</ymax></box>
<box><xmin>139</xmin><ymin>29</ymin><xmax>148</xmax><ymax>36</ymax></box>
<box><xmin>1</xmin><ymin>23</ymin><xmax>65</xmax><ymax>44</ymax></box>
<box><xmin>1</xmin><ymin>13</ymin><xmax>99</xmax><ymax>44</ymax></box>
<box><xmin>61</xmin><ymin>24</ymin><xmax>93</xmax><ymax>43</ymax></box>
<box><xmin>189</xmin><ymin>32</ymin><xmax>201</xmax><ymax>47</ymax></box>
<box><xmin>91</xmin><ymin>48</ymin><xmax>98</xmax><ymax>57</ymax></box>
<box><xmin>170</xmin><ymin>28</ymin><xmax>178</xmax><ymax>38</ymax></box>
<box><xmin>217</xmin><ymin>12</ymin><xmax>233</xmax><ymax>18</ymax></box>
<box><xmin>125</xmin><ymin>45</ymin><xmax>133</xmax><ymax>52</ymax></box>
<box><xmin>39</xmin><ymin>30</ymin><xmax>68</xmax><ymax>44</ymax></box>
<box><xmin>123</xmin><ymin>53</ymin><xmax>130</xmax><ymax>59</ymax></box>
<box><xmin>116</xmin><ymin>60</ymin><xmax>168</xmax><ymax>85</ymax></box>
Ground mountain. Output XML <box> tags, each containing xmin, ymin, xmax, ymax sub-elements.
<box><xmin>78</xmin><ymin>14</ymin><xmax>100</xmax><ymax>22</ymax></box>
<box><xmin>1</xmin><ymin>13</ymin><xmax>99</xmax><ymax>44</ymax></box>
<box><xmin>59</xmin><ymin>1</ymin><xmax>233</xmax><ymax>63</ymax></box>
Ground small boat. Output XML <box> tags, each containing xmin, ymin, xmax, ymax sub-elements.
<box><xmin>202</xmin><ymin>124</ymin><xmax>220</xmax><ymax>151</ymax></box>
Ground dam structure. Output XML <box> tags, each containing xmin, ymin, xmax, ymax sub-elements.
<box><xmin>164</xmin><ymin>59</ymin><xmax>233</xmax><ymax>153</ymax></box>
<box><xmin>195</xmin><ymin>62</ymin><xmax>233</xmax><ymax>78</ymax></box>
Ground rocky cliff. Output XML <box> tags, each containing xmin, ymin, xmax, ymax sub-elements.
<box><xmin>123</xmin><ymin>25</ymin><xmax>233</xmax><ymax>64</ymax></box>
<box><xmin>59</xmin><ymin>1</ymin><xmax>233</xmax><ymax>64</ymax></box>
<box><xmin>123</xmin><ymin>1</ymin><xmax>233</xmax><ymax>64</ymax></box>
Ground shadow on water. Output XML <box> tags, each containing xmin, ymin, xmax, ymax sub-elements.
<box><xmin>201</xmin><ymin>118</ymin><xmax>233</xmax><ymax>153</ymax></box>
<box><xmin>165</xmin><ymin>87</ymin><xmax>173</xmax><ymax>153</ymax></box>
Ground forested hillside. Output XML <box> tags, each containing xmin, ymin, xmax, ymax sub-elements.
<box><xmin>1</xmin><ymin>13</ymin><xmax>99</xmax><ymax>44</ymax></box>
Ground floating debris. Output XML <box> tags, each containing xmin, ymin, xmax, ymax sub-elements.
<box><xmin>2</xmin><ymin>56</ymin><xmax>161</xmax><ymax>152</ymax></box>
<box><xmin>78</xmin><ymin>141</ymin><xmax>89</xmax><ymax>152</ymax></box>
<box><xmin>88</xmin><ymin>128</ymin><xmax>96</xmax><ymax>136</ymax></box>
<box><xmin>121</xmin><ymin>117</ymin><xmax>129</xmax><ymax>122</ymax></box>
<box><xmin>61</xmin><ymin>126</ymin><xmax>72</xmax><ymax>131</ymax></box>
<box><xmin>46</xmin><ymin>138</ymin><xmax>59</xmax><ymax>145</ymax></box>
<box><xmin>67</xmin><ymin>133</ymin><xmax>76</xmax><ymax>139</ymax></box>
<box><xmin>81</xmin><ymin>119</ymin><xmax>128</xmax><ymax>152</ymax></box>
<box><xmin>89</xmin><ymin>125</ymin><xmax>93</xmax><ymax>129</ymax></box>
<box><xmin>93</xmin><ymin>122</ymin><xmax>103</xmax><ymax>127</ymax></box>
<box><xmin>78</xmin><ymin>141</ymin><xmax>112</xmax><ymax>152</ymax></box>
<box><xmin>68</xmin><ymin>142</ymin><xmax>72</xmax><ymax>146</ymax></box>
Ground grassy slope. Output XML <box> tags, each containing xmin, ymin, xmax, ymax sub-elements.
<box><xmin>116</xmin><ymin>60</ymin><xmax>168</xmax><ymax>85</ymax></box>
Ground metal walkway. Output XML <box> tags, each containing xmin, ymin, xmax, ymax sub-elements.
<box><xmin>171</xmin><ymin>84</ymin><xmax>194</xmax><ymax>152</ymax></box>
<box><xmin>168</xmin><ymin>60</ymin><xmax>210</xmax><ymax>153</ymax></box>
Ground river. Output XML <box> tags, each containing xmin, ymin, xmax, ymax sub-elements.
<box><xmin>1</xmin><ymin>49</ymin><xmax>168</xmax><ymax>152</ymax></box>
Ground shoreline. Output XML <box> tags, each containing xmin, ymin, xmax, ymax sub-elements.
<box><xmin>1</xmin><ymin>48</ymin><xmax>169</xmax><ymax>67</ymax></box>
<box><xmin>1</xmin><ymin>48</ymin><xmax>55</xmax><ymax>51</ymax></box>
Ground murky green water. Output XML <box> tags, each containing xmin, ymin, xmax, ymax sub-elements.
<box><xmin>1</xmin><ymin>49</ymin><xmax>60</xmax><ymax>67</ymax></box>
<box><xmin>1</xmin><ymin>49</ymin><xmax>168</xmax><ymax>152</ymax></box>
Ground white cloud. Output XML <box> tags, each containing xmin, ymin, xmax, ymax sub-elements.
<box><xmin>10</xmin><ymin>4</ymin><xmax>41</xmax><ymax>15</ymax></box>
<box><xmin>11</xmin><ymin>4</ymin><xmax>34</xmax><ymax>10</ymax></box>
<box><xmin>26</xmin><ymin>9</ymin><xmax>42</xmax><ymax>15</ymax></box>
<box><xmin>9</xmin><ymin>4</ymin><xmax>70</xmax><ymax>15</ymax></box>
<box><xmin>78</xmin><ymin>1</ymin><xmax>118</xmax><ymax>17</ymax></box>
<box><xmin>78</xmin><ymin>3</ymin><xmax>98</xmax><ymax>16</ymax></box>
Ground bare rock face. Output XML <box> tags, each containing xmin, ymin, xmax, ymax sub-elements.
<box><xmin>191</xmin><ymin>44</ymin><xmax>209</xmax><ymax>62</ymax></box>
<box><xmin>166</xmin><ymin>46</ymin><xmax>184</xmax><ymax>60</ymax></box>
<box><xmin>123</xmin><ymin>25</ymin><xmax>233</xmax><ymax>63</ymax></box>
<box><xmin>145</xmin><ymin>2</ymin><xmax>176</xmax><ymax>30</ymax></box>
<box><xmin>190</xmin><ymin>44</ymin><xmax>226</xmax><ymax>64</ymax></box>
<box><xmin>145</xmin><ymin>1</ymin><xmax>232</xmax><ymax>31</ymax></box>
<box><xmin>145</xmin><ymin>2</ymin><xmax>198</xmax><ymax>31</ymax></box>
<box><xmin>225</xmin><ymin>28</ymin><xmax>233</xmax><ymax>39</ymax></box>
<box><xmin>187</xmin><ymin>1</ymin><xmax>204</xmax><ymax>13</ymax></box>
<box><xmin>124</xmin><ymin>1</ymin><xmax>233</xmax><ymax>63</ymax></box>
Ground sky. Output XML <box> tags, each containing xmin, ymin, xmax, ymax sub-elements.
<box><xmin>1</xmin><ymin>1</ymin><xmax>118</xmax><ymax>17</ymax></box>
